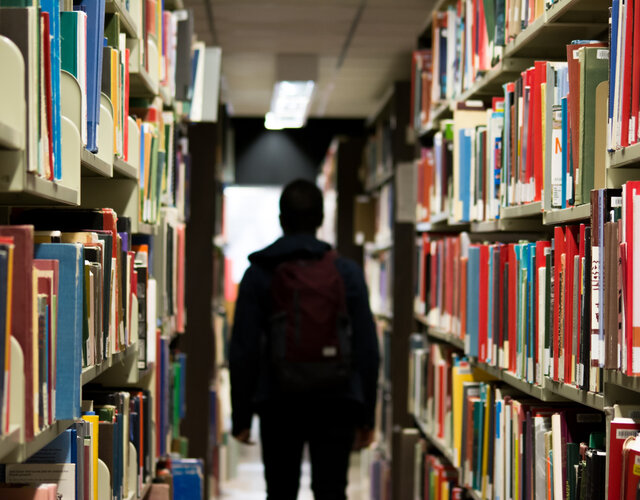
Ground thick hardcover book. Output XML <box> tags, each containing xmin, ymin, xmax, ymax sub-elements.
<box><xmin>0</xmin><ymin>226</ymin><xmax>35</xmax><ymax>438</ymax></box>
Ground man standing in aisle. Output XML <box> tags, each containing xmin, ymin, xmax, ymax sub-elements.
<box><xmin>230</xmin><ymin>179</ymin><xmax>380</xmax><ymax>500</ymax></box>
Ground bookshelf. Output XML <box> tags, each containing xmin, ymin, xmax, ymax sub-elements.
<box><xmin>400</xmin><ymin>0</ymin><xmax>635</xmax><ymax>497</ymax></box>
<box><xmin>0</xmin><ymin>1</ymin><xmax>213</xmax><ymax>499</ymax></box>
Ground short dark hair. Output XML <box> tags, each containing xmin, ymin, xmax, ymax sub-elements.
<box><xmin>279</xmin><ymin>179</ymin><xmax>324</xmax><ymax>234</ymax></box>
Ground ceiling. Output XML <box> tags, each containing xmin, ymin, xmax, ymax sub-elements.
<box><xmin>182</xmin><ymin>0</ymin><xmax>434</xmax><ymax>119</ymax></box>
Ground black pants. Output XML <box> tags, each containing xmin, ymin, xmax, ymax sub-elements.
<box><xmin>259</xmin><ymin>398</ymin><xmax>358</xmax><ymax>500</ymax></box>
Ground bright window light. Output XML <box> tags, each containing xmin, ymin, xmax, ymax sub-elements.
<box><xmin>264</xmin><ymin>80</ymin><xmax>315</xmax><ymax>130</ymax></box>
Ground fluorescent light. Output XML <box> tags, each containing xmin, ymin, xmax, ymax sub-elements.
<box><xmin>264</xmin><ymin>80</ymin><xmax>315</xmax><ymax>130</ymax></box>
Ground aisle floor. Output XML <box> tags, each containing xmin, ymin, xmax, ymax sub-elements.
<box><xmin>219</xmin><ymin>437</ymin><xmax>369</xmax><ymax>500</ymax></box>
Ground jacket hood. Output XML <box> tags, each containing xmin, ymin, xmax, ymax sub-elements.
<box><xmin>248</xmin><ymin>234</ymin><xmax>331</xmax><ymax>265</ymax></box>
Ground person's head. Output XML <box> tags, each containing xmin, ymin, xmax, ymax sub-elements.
<box><xmin>279</xmin><ymin>179</ymin><xmax>324</xmax><ymax>235</ymax></box>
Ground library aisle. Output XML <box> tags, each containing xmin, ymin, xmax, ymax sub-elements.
<box><xmin>219</xmin><ymin>440</ymin><xmax>369</xmax><ymax>500</ymax></box>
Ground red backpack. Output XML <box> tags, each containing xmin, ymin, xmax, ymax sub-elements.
<box><xmin>269</xmin><ymin>250</ymin><xmax>352</xmax><ymax>393</ymax></box>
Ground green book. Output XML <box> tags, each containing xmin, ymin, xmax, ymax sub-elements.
<box><xmin>104</xmin><ymin>13</ymin><xmax>121</xmax><ymax>49</ymax></box>
<box><xmin>60</xmin><ymin>11</ymin><xmax>78</xmax><ymax>77</ymax></box>
<box><xmin>566</xmin><ymin>442</ymin><xmax>579</xmax><ymax>500</ymax></box>
<box><xmin>0</xmin><ymin>0</ymin><xmax>36</xmax><ymax>5</ymax></box>
<box><xmin>578</xmin><ymin>46</ymin><xmax>609</xmax><ymax>204</ymax></box>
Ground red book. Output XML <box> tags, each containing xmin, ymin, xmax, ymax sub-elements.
<box><xmin>430</xmin><ymin>239</ymin><xmax>438</xmax><ymax>316</ymax></box>
<box><xmin>478</xmin><ymin>245</ymin><xmax>489</xmax><ymax>362</ymax></box>
<box><xmin>610</xmin><ymin>418</ymin><xmax>640</xmax><ymax>500</ymax></box>
<box><xmin>460</xmin><ymin>255</ymin><xmax>468</xmax><ymax>340</ymax></box>
<box><xmin>622</xmin><ymin>0</ymin><xmax>635</xmax><ymax>147</ymax></box>
<box><xmin>508</xmin><ymin>244</ymin><xmax>517</xmax><ymax>372</ymax></box>
<box><xmin>499</xmin><ymin>244</ymin><xmax>509</xmax><ymax>366</ymax></box>
<box><xmin>632</xmin><ymin>0</ymin><xmax>640</xmax><ymax>143</ymax></box>
<box><xmin>624</xmin><ymin>182</ymin><xmax>640</xmax><ymax>373</ymax></box>
<box><xmin>0</xmin><ymin>226</ymin><xmax>35</xmax><ymax>439</ymax></box>
<box><xmin>41</xmin><ymin>13</ymin><xmax>54</xmax><ymax>180</ymax></box>
<box><xmin>623</xmin><ymin>435</ymin><xmax>640</xmax><ymax>499</ymax></box>
<box><xmin>533</xmin><ymin>62</ymin><xmax>547</xmax><ymax>202</ymax></box>
<box><xmin>477</xmin><ymin>0</ymin><xmax>490</xmax><ymax>71</ymax></box>
<box><xmin>564</xmin><ymin>226</ymin><xmax>579</xmax><ymax>383</ymax></box>
<box><xmin>553</xmin><ymin>227</ymin><xmax>566</xmax><ymax>381</ymax></box>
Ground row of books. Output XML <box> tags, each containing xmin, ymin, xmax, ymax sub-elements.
<box><xmin>609</xmin><ymin>0</ymin><xmax>640</xmax><ymax>151</ymax></box>
<box><xmin>0</xmin><ymin>206</ymin><xmax>186</xmax><ymax>443</ymax></box>
<box><xmin>413</xmin><ymin>446</ymin><xmax>462</xmax><ymax>500</ymax></box>
<box><xmin>416</xmin><ymin>41</ymin><xmax>610</xmax><ymax>223</ymax></box>
<box><xmin>411</xmin><ymin>345</ymin><xmax>614</xmax><ymax>500</ymax></box>
<box><xmin>0</xmin><ymin>1</ymin><xmax>194</xmax><ymax>195</ymax></box>
<box><xmin>424</xmin><ymin>0</ymin><xmax>554</xmax><ymax>113</ymax></box>
<box><xmin>0</xmin><ymin>364</ymin><xmax>194</xmax><ymax>500</ymax></box>
<box><xmin>415</xmin><ymin>184</ymin><xmax>640</xmax><ymax>389</ymax></box>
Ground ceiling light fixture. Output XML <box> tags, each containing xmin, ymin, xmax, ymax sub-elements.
<box><xmin>265</xmin><ymin>55</ymin><xmax>318</xmax><ymax>130</ymax></box>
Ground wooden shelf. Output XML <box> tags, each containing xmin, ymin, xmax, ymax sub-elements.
<box><xmin>544</xmin><ymin>377</ymin><xmax>605</xmax><ymax>411</ymax></box>
<box><xmin>113</xmin><ymin>157</ymin><xmax>138</xmax><ymax>180</ymax></box>
<box><xmin>81</xmin><ymin>147</ymin><xmax>113</xmax><ymax>177</ymax></box>
<box><xmin>81</xmin><ymin>342</ymin><xmax>138</xmax><ymax>386</ymax></box>
<box><xmin>0</xmin><ymin>118</ymin><xmax>24</xmax><ymax>150</ymax></box>
<box><xmin>0</xmin><ymin>175</ymin><xmax>79</xmax><ymax>206</ymax></box>
<box><xmin>105</xmin><ymin>0</ymin><xmax>140</xmax><ymax>39</ymax></box>
<box><xmin>130</xmin><ymin>68</ymin><xmax>159</xmax><ymax>99</ymax></box>
<box><xmin>609</xmin><ymin>142</ymin><xmax>640</xmax><ymax>169</ymax></box>
<box><xmin>543</xmin><ymin>203</ymin><xmax>591</xmax><ymax>225</ymax></box>
<box><xmin>500</xmin><ymin>201</ymin><xmax>542</xmax><ymax>219</ymax></box>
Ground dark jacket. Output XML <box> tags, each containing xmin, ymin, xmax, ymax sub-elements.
<box><xmin>229</xmin><ymin>233</ymin><xmax>380</xmax><ymax>436</ymax></box>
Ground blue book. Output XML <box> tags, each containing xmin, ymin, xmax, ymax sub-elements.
<box><xmin>561</xmin><ymin>97</ymin><xmax>568</xmax><ymax>209</ymax></box>
<box><xmin>468</xmin><ymin>246</ymin><xmax>480</xmax><ymax>358</ymax></box>
<box><xmin>40</xmin><ymin>0</ymin><xmax>62</xmax><ymax>180</ymax></box>
<box><xmin>0</xmin><ymin>246</ymin><xmax>8</xmax><ymax>431</ymax></box>
<box><xmin>35</xmin><ymin>243</ymin><xmax>83</xmax><ymax>420</ymax></box>
<box><xmin>177</xmin><ymin>352</ymin><xmax>187</xmax><ymax>419</ymax></box>
<box><xmin>460</xmin><ymin>129</ymin><xmax>473</xmax><ymax>222</ymax></box>
<box><xmin>609</xmin><ymin>0</ymin><xmax>620</xmax><ymax>151</ymax></box>
<box><xmin>74</xmin><ymin>0</ymin><xmax>105</xmax><ymax>152</ymax></box>
<box><xmin>172</xmin><ymin>459</ymin><xmax>204</xmax><ymax>500</ymax></box>
<box><xmin>27</xmin><ymin>427</ymin><xmax>76</xmax><ymax>463</ymax></box>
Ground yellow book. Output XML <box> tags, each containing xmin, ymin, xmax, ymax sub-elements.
<box><xmin>83</xmin><ymin>413</ymin><xmax>100</xmax><ymax>500</ymax></box>
<box><xmin>451</xmin><ymin>357</ymin><xmax>495</xmax><ymax>467</ymax></box>
<box><xmin>451</xmin><ymin>361</ymin><xmax>475</xmax><ymax>466</ymax></box>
